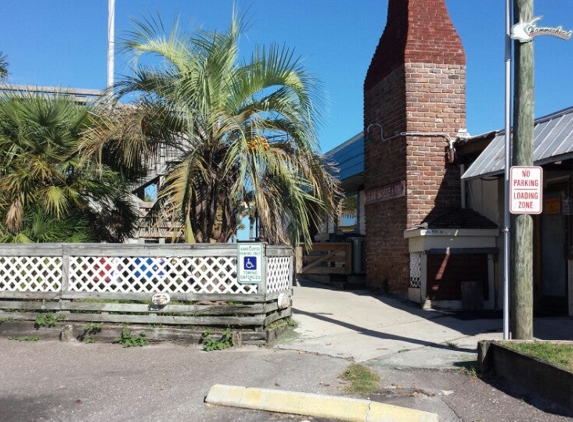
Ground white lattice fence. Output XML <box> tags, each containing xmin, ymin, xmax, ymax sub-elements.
<box><xmin>409</xmin><ymin>252</ymin><xmax>422</xmax><ymax>289</ymax></box>
<box><xmin>0</xmin><ymin>256</ymin><xmax>62</xmax><ymax>292</ymax></box>
<box><xmin>0</xmin><ymin>244</ymin><xmax>292</xmax><ymax>296</ymax></box>
<box><xmin>68</xmin><ymin>256</ymin><xmax>258</xmax><ymax>294</ymax></box>
<box><xmin>267</xmin><ymin>257</ymin><xmax>292</xmax><ymax>293</ymax></box>
<box><xmin>0</xmin><ymin>244</ymin><xmax>293</xmax><ymax>331</ymax></box>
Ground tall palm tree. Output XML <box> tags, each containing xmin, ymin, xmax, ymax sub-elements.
<box><xmin>0</xmin><ymin>92</ymin><xmax>139</xmax><ymax>242</ymax></box>
<box><xmin>97</xmin><ymin>13</ymin><xmax>339</xmax><ymax>246</ymax></box>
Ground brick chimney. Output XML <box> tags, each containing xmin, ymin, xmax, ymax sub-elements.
<box><xmin>363</xmin><ymin>0</ymin><xmax>466</xmax><ymax>293</ymax></box>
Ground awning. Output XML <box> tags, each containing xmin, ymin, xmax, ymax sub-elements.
<box><xmin>462</xmin><ymin>106</ymin><xmax>573</xmax><ymax>180</ymax></box>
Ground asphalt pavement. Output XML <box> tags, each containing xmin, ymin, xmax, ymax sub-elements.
<box><xmin>1</xmin><ymin>279</ymin><xmax>572</xmax><ymax>421</ymax></box>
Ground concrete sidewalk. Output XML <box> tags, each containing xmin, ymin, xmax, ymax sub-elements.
<box><xmin>277</xmin><ymin>279</ymin><xmax>573</xmax><ymax>368</ymax></box>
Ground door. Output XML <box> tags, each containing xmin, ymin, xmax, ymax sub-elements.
<box><xmin>539</xmin><ymin>191</ymin><xmax>568</xmax><ymax>314</ymax></box>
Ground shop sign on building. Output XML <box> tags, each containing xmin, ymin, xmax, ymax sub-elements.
<box><xmin>510</xmin><ymin>166</ymin><xmax>543</xmax><ymax>214</ymax></box>
<box><xmin>365</xmin><ymin>180</ymin><xmax>406</xmax><ymax>205</ymax></box>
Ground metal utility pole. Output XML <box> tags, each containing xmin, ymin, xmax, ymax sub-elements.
<box><xmin>511</xmin><ymin>0</ymin><xmax>535</xmax><ymax>340</ymax></box>
<box><xmin>502</xmin><ymin>0</ymin><xmax>513</xmax><ymax>340</ymax></box>
<box><xmin>107</xmin><ymin>0</ymin><xmax>115</xmax><ymax>92</ymax></box>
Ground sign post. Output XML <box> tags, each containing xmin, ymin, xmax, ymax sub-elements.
<box><xmin>505</xmin><ymin>3</ymin><xmax>570</xmax><ymax>340</ymax></box>
<box><xmin>237</xmin><ymin>243</ymin><xmax>265</xmax><ymax>284</ymax></box>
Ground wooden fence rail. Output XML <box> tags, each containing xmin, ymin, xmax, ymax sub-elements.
<box><xmin>296</xmin><ymin>243</ymin><xmax>352</xmax><ymax>276</ymax></box>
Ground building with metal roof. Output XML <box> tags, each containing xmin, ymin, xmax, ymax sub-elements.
<box><xmin>456</xmin><ymin>106</ymin><xmax>573</xmax><ymax>316</ymax></box>
<box><xmin>0</xmin><ymin>84</ymin><xmax>104</xmax><ymax>105</ymax></box>
<box><xmin>317</xmin><ymin>102</ymin><xmax>573</xmax><ymax>315</ymax></box>
<box><xmin>326</xmin><ymin>132</ymin><xmax>364</xmax><ymax>185</ymax></box>
<box><xmin>462</xmin><ymin>106</ymin><xmax>573</xmax><ymax>180</ymax></box>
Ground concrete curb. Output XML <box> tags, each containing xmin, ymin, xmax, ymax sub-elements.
<box><xmin>205</xmin><ymin>384</ymin><xmax>439</xmax><ymax>422</ymax></box>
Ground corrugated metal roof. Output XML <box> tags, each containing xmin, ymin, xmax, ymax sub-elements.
<box><xmin>462</xmin><ymin>106</ymin><xmax>573</xmax><ymax>180</ymax></box>
<box><xmin>326</xmin><ymin>132</ymin><xmax>364</xmax><ymax>181</ymax></box>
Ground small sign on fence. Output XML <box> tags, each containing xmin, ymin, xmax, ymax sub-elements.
<box><xmin>237</xmin><ymin>243</ymin><xmax>265</xmax><ymax>284</ymax></box>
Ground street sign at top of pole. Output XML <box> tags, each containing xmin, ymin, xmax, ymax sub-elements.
<box><xmin>511</xmin><ymin>16</ymin><xmax>572</xmax><ymax>43</ymax></box>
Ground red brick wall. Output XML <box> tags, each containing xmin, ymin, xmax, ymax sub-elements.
<box><xmin>405</xmin><ymin>62</ymin><xmax>465</xmax><ymax>226</ymax></box>
<box><xmin>363</xmin><ymin>0</ymin><xmax>466</xmax><ymax>294</ymax></box>
<box><xmin>364</xmin><ymin>68</ymin><xmax>409</xmax><ymax>291</ymax></box>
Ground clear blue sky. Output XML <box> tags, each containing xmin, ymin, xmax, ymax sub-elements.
<box><xmin>1</xmin><ymin>1</ymin><xmax>573</xmax><ymax>153</ymax></box>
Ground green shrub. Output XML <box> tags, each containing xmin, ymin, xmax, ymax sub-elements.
<box><xmin>201</xmin><ymin>327</ymin><xmax>234</xmax><ymax>351</ymax></box>
<box><xmin>113</xmin><ymin>329</ymin><xmax>148</xmax><ymax>348</ymax></box>
<box><xmin>35</xmin><ymin>313</ymin><xmax>64</xmax><ymax>328</ymax></box>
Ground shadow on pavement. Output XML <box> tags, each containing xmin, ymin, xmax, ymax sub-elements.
<box><xmin>291</xmin><ymin>307</ymin><xmax>476</xmax><ymax>353</ymax></box>
<box><xmin>296</xmin><ymin>278</ymin><xmax>573</xmax><ymax>342</ymax></box>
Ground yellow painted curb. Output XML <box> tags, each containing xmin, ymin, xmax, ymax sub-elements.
<box><xmin>205</xmin><ymin>384</ymin><xmax>439</xmax><ymax>422</ymax></box>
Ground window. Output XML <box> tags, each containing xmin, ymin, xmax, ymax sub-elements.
<box><xmin>338</xmin><ymin>194</ymin><xmax>358</xmax><ymax>233</ymax></box>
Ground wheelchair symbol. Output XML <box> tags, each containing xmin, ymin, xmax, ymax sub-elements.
<box><xmin>244</xmin><ymin>256</ymin><xmax>257</xmax><ymax>270</ymax></box>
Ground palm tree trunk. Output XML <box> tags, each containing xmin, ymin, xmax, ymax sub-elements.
<box><xmin>185</xmin><ymin>197</ymin><xmax>196</xmax><ymax>243</ymax></box>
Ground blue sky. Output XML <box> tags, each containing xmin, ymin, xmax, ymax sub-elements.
<box><xmin>1</xmin><ymin>1</ymin><xmax>573</xmax><ymax>153</ymax></box>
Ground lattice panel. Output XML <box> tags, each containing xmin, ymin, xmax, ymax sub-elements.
<box><xmin>409</xmin><ymin>252</ymin><xmax>422</xmax><ymax>288</ymax></box>
<box><xmin>267</xmin><ymin>257</ymin><xmax>291</xmax><ymax>293</ymax></box>
<box><xmin>0</xmin><ymin>256</ymin><xmax>62</xmax><ymax>292</ymax></box>
<box><xmin>68</xmin><ymin>256</ymin><xmax>258</xmax><ymax>294</ymax></box>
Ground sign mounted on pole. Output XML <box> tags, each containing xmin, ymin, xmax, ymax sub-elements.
<box><xmin>237</xmin><ymin>243</ymin><xmax>265</xmax><ymax>284</ymax></box>
<box><xmin>510</xmin><ymin>166</ymin><xmax>543</xmax><ymax>214</ymax></box>
<box><xmin>511</xmin><ymin>16</ymin><xmax>572</xmax><ymax>43</ymax></box>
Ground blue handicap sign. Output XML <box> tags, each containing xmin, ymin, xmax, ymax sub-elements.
<box><xmin>243</xmin><ymin>256</ymin><xmax>257</xmax><ymax>271</ymax></box>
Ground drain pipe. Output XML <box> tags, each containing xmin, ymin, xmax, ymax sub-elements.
<box><xmin>460</xmin><ymin>164</ymin><xmax>466</xmax><ymax>209</ymax></box>
<box><xmin>366</xmin><ymin>125</ymin><xmax>455</xmax><ymax>162</ymax></box>
<box><xmin>366</xmin><ymin>124</ymin><xmax>468</xmax><ymax>208</ymax></box>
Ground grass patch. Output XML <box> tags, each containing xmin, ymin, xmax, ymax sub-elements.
<box><xmin>267</xmin><ymin>317</ymin><xmax>297</xmax><ymax>330</ymax></box>
<box><xmin>8</xmin><ymin>335</ymin><xmax>40</xmax><ymax>341</ymax></box>
<box><xmin>504</xmin><ymin>341</ymin><xmax>573</xmax><ymax>372</ymax></box>
<box><xmin>339</xmin><ymin>363</ymin><xmax>381</xmax><ymax>394</ymax></box>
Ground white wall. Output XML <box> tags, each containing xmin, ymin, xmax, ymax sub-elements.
<box><xmin>466</xmin><ymin>178</ymin><xmax>501</xmax><ymax>226</ymax></box>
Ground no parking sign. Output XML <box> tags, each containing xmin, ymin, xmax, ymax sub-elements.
<box><xmin>510</xmin><ymin>166</ymin><xmax>543</xmax><ymax>214</ymax></box>
<box><xmin>237</xmin><ymin>243</ymin><xmax>265</xmax><ymax>284</ymax></box>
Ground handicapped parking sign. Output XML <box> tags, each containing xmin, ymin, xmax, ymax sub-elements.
<box><xmin>238</xmin><ymin>243</ymin><xmax>264</xmax><ymax>284</ymax></box>
<box><xmin>244</xmin><ymin>256</ymin><xmax>257</xmax><ymax>270</ymax></box>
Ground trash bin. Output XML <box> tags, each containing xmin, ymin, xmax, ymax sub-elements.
<box><xmin>461</xmin><ymin>281</ymin><xmax>484</xmax><ymax>310</ymax></box>
<box><xmin>347</xmin><ymin>237</ymin><xmax>366</xmax><ymax>274</ymax></box>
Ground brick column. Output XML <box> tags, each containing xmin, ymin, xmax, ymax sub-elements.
<box><xmin>363</xmin><ymin>0</ymin><xmax>466</xmax><ymax>293</ymax></box>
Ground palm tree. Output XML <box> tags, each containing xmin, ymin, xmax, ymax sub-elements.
<box><xmin>0</xmin><ymin>52</ymin><xmax>8</xmax><ymax>81</ymax></box>
<box><xmin>97</xmin><ymin>13</ymin><xmax>339</xmax><ymax>246</ymax></box>
<box><xmin>0</xmin><ymin>92</ymin><xmax>140</xmax><ymax>242</ymax></box>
